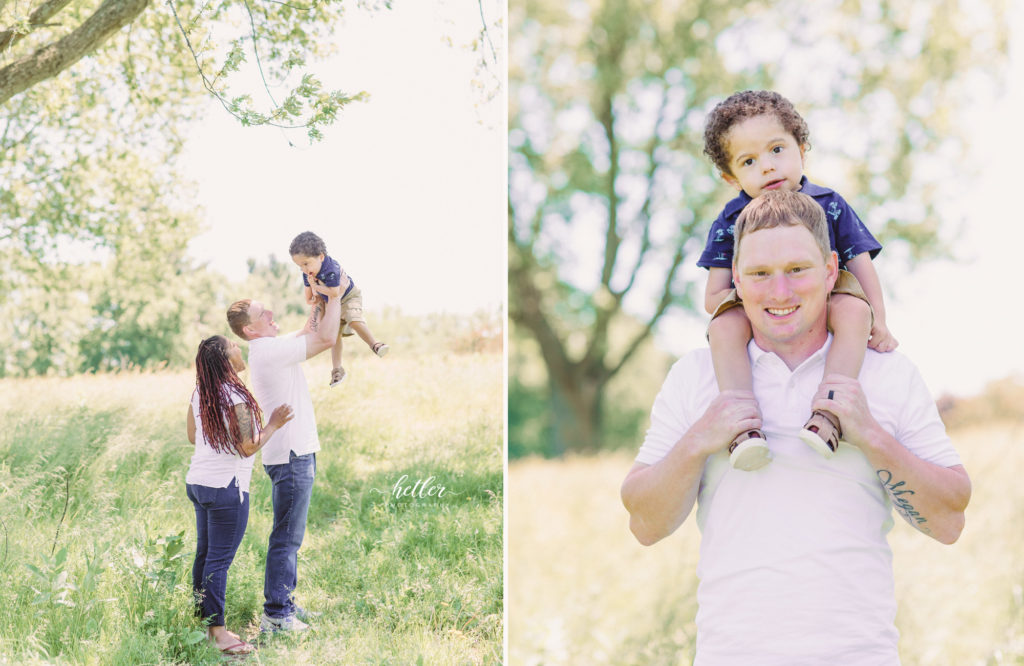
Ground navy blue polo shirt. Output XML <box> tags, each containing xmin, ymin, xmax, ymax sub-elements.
<box><xmin>302</xmin><ymin>254</ymin><xmax>354</xmax><ymax>302</ymax></box>
<box><xmin>696</xmin><ymin>177</ymin><xmax>882</xmax><ymax>272</ymax></box>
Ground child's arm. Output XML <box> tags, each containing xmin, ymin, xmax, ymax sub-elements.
<box><xmin>704</xmin><ymin>267</ymin><xmax>735</xmax><ymax>315</ymax></box>
<box><xmin>303</xmin><ymin>284</ymin><xmax>317</xmax><ymax>306</ymax></box>
<box><xmin>844</xmin><ymin>253</ymin><xmax>898</xmax><ymax>352</ymax></box>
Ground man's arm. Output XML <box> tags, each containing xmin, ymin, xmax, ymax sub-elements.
<box><xmin>813</xmin><ymin>374</ymin><xmax>971</xmax><ymax>544</ymax></box>
<box><xmin>621</xmin><ymin>390</ymin><xmax>761</xmax><ymax>545</ymax></box>
<box><xmin>304</xmin><ymin>282</ymin><xmax>342</xmax><ymax>359</ymax></box>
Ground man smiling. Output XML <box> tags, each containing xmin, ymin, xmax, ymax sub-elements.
<box><xmin>621</xmin><ymin>189</ymin><xmax>970</xmax><ymax>664</ymax></box>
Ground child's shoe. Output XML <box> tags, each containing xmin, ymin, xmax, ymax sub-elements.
<box><xmin>330</xmin><ymin>366</ymin><xmax>347</xmax><ymax>387</ymax></box>
<box><xmin>372</xmin><ymin>342</ymin><xmax>389</xmax><ymax>358</ymax></box>
<box><xmin>728</xmin><ymin>430</ymin><xmax>772</xmax><ymax>471</ymax></box>
<box><xmin>799</xmin><ymin>410</ymin><xmax>841</xmax><ymax>458</ymax></box>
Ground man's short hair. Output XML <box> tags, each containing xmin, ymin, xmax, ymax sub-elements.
<box><xmin>289</xmin><ymin>231</ymin><xmax>327</xmax><ymax>258</ymax></box>
<box><xmin>227</xmin><ymin>299</ymin><xmax>253</xmax><ymax>340</ymax></box>
<box><xmin>733</xmin><ymin>190</ymin><xmax>831</xmax><ymax>266</ymax></box>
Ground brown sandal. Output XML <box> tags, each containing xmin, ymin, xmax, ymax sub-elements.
<box><xmin>728</xmin><ymin>429</ymin><xmax>772</xmax><ymax>471</ymax></box>
<box><xmin>799</xmin><ymin>410</ymin><xmax>841</xmax><ymax>458</ymax></box>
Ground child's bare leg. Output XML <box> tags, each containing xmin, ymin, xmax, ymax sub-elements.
<box><xmin>349</xmin><ymin>321</ymin><xmax>389</xmax><ymax>357</ymax></box>
<box><xmin>332</xmin><ymin>334</ymin><xmax>343</xmax><ymax>371</ymax></box>
<box><xmin>708</xmin><ymin>307</ymin><xmax>754</xmax><ymax>393</ymax></box>
<box><xmin>708</xmin><ymin>306</ymin><xmax>770</xmax><ymax>470</ymax></box>
<box><xmin>801</xmin><ymin>293</ymin><xmax>872</xmax><ymax>456</ymax></box>
<box><xmin>348</xmin><ymin>321</ymin><xmax>378</xmax><ymax>348</ymax></box>
<box><xmin>329</xmin><ymin>332</ymin><xmax>347</xmax><ymax>387</ymax></box>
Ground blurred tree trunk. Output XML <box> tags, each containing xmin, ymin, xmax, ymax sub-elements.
<box><xmin>549</xmin><ymin>374</ymin><xmax>603</xmax><ymax>455</ymax></box>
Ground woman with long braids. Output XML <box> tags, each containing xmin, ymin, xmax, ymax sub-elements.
<box><xmin>185</xmin><ymin>335</ymin><xmax>294</xmax><ymax>655</ymax></box>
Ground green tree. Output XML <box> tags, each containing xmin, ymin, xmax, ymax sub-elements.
<box><xmin>509</xmin><ymin>0</ymin><xmax>1009</xmax><ymax>455</ymax></box>
<box><xmin>0</xmin><ymin>0</ymin><xmax>383</xmax><ymax>374</ymax></box>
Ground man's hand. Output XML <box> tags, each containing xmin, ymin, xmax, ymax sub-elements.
<box><xmin>689</xmin><ymin>390</ymin><xmax>763</xmax><ymax>457</ymax></box>
<box><xmin>868</xmin><ymin>320</ymin><xmax>899</xmax><ymax>352</ymax></box>
<box><xmin>621</xmin><ymin>389</ymin><xmax>760</xmax><ymax>546</ymax></box>
<box><xmin>810</xmin><ymin>374</ymin><xmax>881</xmax><ymax>451</ymax></box>
<box><xmin>811</xmin><ymin>373</ymin><xmax>970</xmax><ymax>544</ymax></box>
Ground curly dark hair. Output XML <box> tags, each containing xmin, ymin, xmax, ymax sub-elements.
<box><xmin>289</xmin><ymin>231</ymin><xmax>327</xmax><ymax>258</ymax></box>
<box><xmin>194</xmin><ymin>335</ymin><xmax>263</xmax><ymax>456</ymax></box>
<box><xmin>703</xmin><ymin>90</ymin><xmax>810</xmax><ymax>177</ymax></box>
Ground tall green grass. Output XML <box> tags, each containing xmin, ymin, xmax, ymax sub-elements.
<box><xmin>0</xmin><ymin>350</ymin><xmax>502</xmax><ymax>664</ymax></box>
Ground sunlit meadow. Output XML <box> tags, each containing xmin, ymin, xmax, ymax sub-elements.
<box><xmin>0</xmin><ymin>348</ymin><xmax>502</xmax><ymax>664</ymax></box>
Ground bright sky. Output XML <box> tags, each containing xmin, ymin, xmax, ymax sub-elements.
<box><xmin>182</xmin><ymin>0</ymin><xmax>504</xmax><ymax>316</ymax></box>
<box><xmin>657</xmin><ymin>2</ymin><xmax>1024</xmax><ymax>398</ymax></box>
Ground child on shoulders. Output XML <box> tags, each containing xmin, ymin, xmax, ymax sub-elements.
<box><xmin>698</xmin><ymin>90</ymin><xmax>897</xmax><ymax>471</ymax></box>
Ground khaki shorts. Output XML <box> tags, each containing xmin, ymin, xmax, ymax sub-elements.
<box><xmin>708</xmin><ymin>269</ymin><xmax>871</xmax><ymax>336</ymax></box>
<box><xmin>313</xmin><ymin>285</ymin><xmax>366</xmax><ymax>338</ymax></box>
<box><xmin>338</xmin><ymin>285</ymin><xmax>365</xmax><ymax>337</ymax></box>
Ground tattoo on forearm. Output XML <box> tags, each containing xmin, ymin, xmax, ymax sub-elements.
<box><xmin>877</xmin><ymin>469</ymin><xmax>930</xmax><ymax>533</ymax></box>
<box><xmin>234</xmin><ymin>404</ymin><xmax>254</xmax><ymax>448</ymax></box>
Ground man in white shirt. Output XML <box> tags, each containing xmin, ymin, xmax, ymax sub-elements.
<box><xmin>621</xmin><ymin>189</ymin><xmax>970</xmax><ymax>665</ymax></box>
<box><xmin>226</xmin><ymin>279</ymin><xmax>342</xmax><ymax>632</ymax></box>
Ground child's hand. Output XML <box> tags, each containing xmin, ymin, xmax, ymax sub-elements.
<box><xmin>868</xmin><ymin>321</ymin><xmax>899</xmax><ymax>353</ymax></box>
<box><xmin>309</xmin><ymin>278</ymin><xmax>341</xmax><ymax>299</ymax></box>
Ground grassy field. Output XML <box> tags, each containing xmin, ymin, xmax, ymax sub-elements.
<box><xmin>0</xmin><ymin>350</ymin><xmax>502</xmax><ymax>664</ymax></box>
<box><xmin>509</xmin><ymin>421</ymin><xmax>1024</xmax><ymax>665</ymax></box>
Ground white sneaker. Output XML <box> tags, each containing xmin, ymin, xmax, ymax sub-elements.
<box><xmin>260</xmin><ymin>612</ymin><xmax>310</xmax><ymax>633</ymax></box>
<box><xmin>372</xmin><ymin>342</ymin><xmax>389</xmax><ymax>357</ymax></box>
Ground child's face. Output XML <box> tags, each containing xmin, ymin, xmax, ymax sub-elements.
<box><xmin>721</xmin><ymin>114</ymin><xmax>806</xmax><ymax>199</ymax></box>
<box><xmin>292</xmin><ymin>253</ymin><xmax>324</xmax><ymax>276</ymax></box>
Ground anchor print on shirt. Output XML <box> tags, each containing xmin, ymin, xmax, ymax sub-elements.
<box><xmin>827</xmin><ymin>202</ymin><xmax>842</xmax><ymax>221</ymax></box>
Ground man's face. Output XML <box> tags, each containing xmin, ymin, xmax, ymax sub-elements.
<box><xmin>732</xmin><ymin>224</ymin><xmax>837</xmax><ymax>358</ymax></box>
<box><xmin>721</xmin><ymin>113</ymin><xmax>806</xmax><ymax>199</ymax></box>
<box><xmin>244</xmin><ymin>301</ymin><xmax>279</xmax><ymax>339</ymax></box>
<box><xmin>292</xmin><ymin>253</ymin><xmax>324</xmax><ymax>279</ymax></box>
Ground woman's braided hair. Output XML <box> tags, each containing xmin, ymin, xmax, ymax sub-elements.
<box><xmin>194</xmin><ymin>336</ymin><xmax>264</xmax><ymax>455</ymax></box>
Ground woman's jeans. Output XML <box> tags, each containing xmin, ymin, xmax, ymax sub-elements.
<box><xmin>263</xmin><ymin>451</ymin><xmax>316</xmax><ymax>619</ymax></box>
<box><xmin>186</xmin><ymin>479</ymin><xmax>249</xmax><ymax>627</ymax></box>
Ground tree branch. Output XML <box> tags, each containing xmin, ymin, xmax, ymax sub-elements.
<box><xmin>619</xmin><ymin>80</ymin><xmax>669</xmax><ymax>298</ymax></box>
<box><xmin>0</xmin><ymin>0</ymin><xmax>151</xmax><ymax>107</ymax></box>
<box><xmin>598</xmin><ymin>89</ymin><xmax>620</xmax><ymax>290</ymax></box>
<box><xmin>0</xmin><ymin>0</ymin><xmax>75</xmax><ymax>54</ymax></box>
<box><xmin>607</xmin><ymin>241</ymin><xmax>686</xmax><ymax>378</ymax></box>
<box><xmin>476</xmin><ymin>0</ymin><xmax>496</xmax><ymax>67</ymax></box>
<box><xmin>509</xmin><ymin>245</ymin><xmax>575</xmax><ymax>389</ymax></box>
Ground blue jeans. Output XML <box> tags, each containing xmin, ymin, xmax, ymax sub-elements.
<box><xmin>263</xmin><ymin>451</ymin><xmax>316</xmax><ymax>618</ymax></box>
<box><xmin>186</xmin><ymin>480</ymin><xmax>249</xmax><ymax>627</ymax></box>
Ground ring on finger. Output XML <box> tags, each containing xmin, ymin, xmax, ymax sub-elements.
<box><xmin>827</xmin><ymin>390</ymin><xmax>835</xmax><ymax>400</ymax></box>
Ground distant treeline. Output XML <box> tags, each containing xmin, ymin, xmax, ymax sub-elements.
<box><xmin>0</xmin><ymin>255</ymin><xmax>501</xmax><ymax>377</ymax></box>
